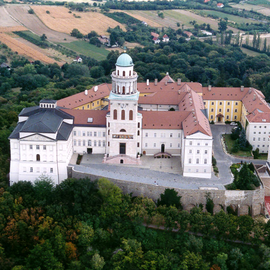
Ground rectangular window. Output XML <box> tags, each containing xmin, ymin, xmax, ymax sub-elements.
<box><xmin>234</xmin><ymin>116</ymin><xmax>237</xmax><ymax>120</ymax></box>
<box><xmin>87</xmin><ymin>132</ymin><xmax>90</xmax><ymax>136</ymax></box>
<box><xmin>211</xmin><ymin>115</ymin><xmax>213</xmax><ymax>119</ymax></box>
<box><xmin>90</xmin><ymin>131</ymin><xmax>92</xmax><ymax>136</ymax></box>
<box><xmin>219</xmin><ymin>109</ymin><xmax>222</xmax><ymax>112</ymax></box>
<box><xmin>145</xmin><ymin>143</ymin><xmax>148</xmax><ymax>147</ymax></box>
<box><xmin>227</xmin><ymin>102</ymin><xmax>230</xmax><ymax>105</ymax></box>
<box><xmin>227</xmin><ymin>109</ymin><xmax>229</xmax><ymax>112</ymax></box>
<box><xmin>154</xmin><ymin>133</ymin><xmax>157</xmax><ymax>137</ymax></box>
<box><xmin>98</xmin><ymin>132</ymin><xmax>101</xmax><ymax>137</ymax></box>
<box><xmin>50</xmin><ymin>168</ymin><xmax>53</xmax><ymax>173</ymax></box>
<box><xmin>197</xmin><ymin>150</ymin><xmax>200</xmax><ymax>154</ymax></box>
<box><xmin>103</xmin><ymin>132</ymin><xmax>105</xmax><ymax>137</ymax></box>
<box><xmin>137</xmin><ymin>142</ymin><xmax>140</xmax><ymax>147</ymax></box>
<box><xmin>73</xmin><ymin>131</ymin><xmax>76</xmax><ymax>136</ymax></box>
<box><xmin>235</xmin><ymin>109</ymin><xmax>238</xmax><ymax>112</ymax></box>
<box><xmin>74</xmin><ymin>140</ymin><xmax>77</xmax><ymax>146</ymax></box>
<box><xmin>154</xmin><ymin>143</ymin><xmax>156</xmax><ymax>147</ymax></box>
<box><xmin>37</xmin><ymin>167</ymin><xmax>40</xmax><ymax>173</ymax></box>
<box><xmin>82</xmin><ymin>132</ymin><xmax>85</xmax><ymax>136</ymax></box>
<box><xmin>170</xmin><ymin>143</ymin><xmax>172</xmax><ymax>147</ymax></box>
<box><xmin>219</xmin><ymin>102</ymin><xmax>222</xmax><ymax>105</ymax></box>
<box><xmin>78</xmin><ymin>131</ymin><xmax>81</xmax><ymax>136</ymax></box>
<box><xmin>170</xmin><ymin>133</ymin><xmax>173</xmax><ymax>138</ymax></box>
<box><xmin>178</xmin><ymin>133</ymin><xmax>180</xmax><ymax>138</ymax></box>
<box><xmin>235</xmin><ymin>102</ymin><xmax>238</xmax><ymax>105</ymax></box>
<box><xmin>94</xmin><ymin>141</ymin><xmax>97</xmax><ymax>147</ymax></box>
<box><xmin>138</xmin><ymin>123</ymin><xmax>140</xmax><ymax>128</ymax></box>
<box><xmin>211</xmin><ymin>108</ymin><xmax>214</xmax><ymax>112</ymax></box>
<box><xmin>108</xmin><ymin>142</ymin><xmax>110</xmax><ymax>147</ymax></box>
<box><xmin>178</xmin><ymin>143</ymin><xmax>180</xmax><ymax>148</ymax></box>
<box><xmin>98</xmin><ymin>140</ymin><xmax>101</xmax><ymax>147</ymax></box>
<box><xmin>253</xmin><ymin>138</ymin><xmax>255</xmax><ymax>141</ymax></box>
<box><xmin>189</xmin><ymin>141</ymin><xmax>192</xmax><ymax>146</ymax></box>
<box><xmin>94</xmin><ymin>132</ymin><xmax>97</xmax><ymax>137</ymax></box>
<box><xmin>145</xmin><ymin>133</ymin><xmax>148</xmax><ymax>137</ymax></box>
<box><xmin>226</xmin><ymin>116</ymin><xmax>229</xmax><ymax>120</ymax></box>
<box><xmin>189</xmin><ymin>149</ymin><xmax>192</xmax><ymax>154</ymax></box>
<box><xmin>83</xmin><ymin>140</ymin><xmax>85</xmax><ymax>146</ymax></box>
<box><xmin>78</xmin><ymin>140</ymin><xmax>81</xmax><ymax>146</ymax></box>
<box><xmin>205</xmin><ymin>150</ymin><xmax>207</xmax><ymax>154</ymax></box>
<box><xmin>204</xmin><ymin>159</ymin><xmax>207</xmax><ymax>164</ymax></box>
<box><xmin>30</xmin><ymin>145</ymin><xmax>33</xmax><ymax>150</ymax></box>
<box><xmin>189</xmin><ymin>158</ymin><xmax>192</xmax><ymax>164</ymax></box>
<box><xmin>88</xmin><ymin>140</ymin><xmax>92</xmax><ymax>146</ymax></box>
<box><xmin>36</xmin><ymin>145</ymin><xmax>40</xmax><ymax>150</ymax></box>
<box><xmin>43</xmin><ymin>145</ymin><xmax>46</xmax><ymax>150</ymax></box>
<box><xmin>103</xmin><ymin>141</ymin><xmax>105</xmax><ymax>147</ymax></box>
<box><xmin>196</xmin><ymin>158</ymin><xmax>199</xmax><ymax>164</ymax></box>
<box><xmin>211</xmin><ymin>102</ymin><xmax>214</xmax><ymax>105</ymax></box>
<box><xmin>30</xmin><ymin>167</ymin><xmax>33</xmax><ymax>172</ymax></box>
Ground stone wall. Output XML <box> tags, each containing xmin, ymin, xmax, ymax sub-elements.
<box><xmin>68</xmin><ymin>166</ymin><xmax>265</xmax><ymax>216</ymax></box>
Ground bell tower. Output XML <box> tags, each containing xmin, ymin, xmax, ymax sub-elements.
<box><xmin>104</xmin><ymin>53</ymin><xmax>142</xmax><ymax>164</ymax></box>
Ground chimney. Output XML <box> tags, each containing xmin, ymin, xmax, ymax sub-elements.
<box><xmin>146</xmin><ymin>79</ymin><xmax>149</xmax><ymax>86</ymax></box>
<box><xmin>208</xmin><ymin>85</ymin><xmax>211</xmax><ymax>91</ymax></box>
<box><xmin>85</xmin><ymin>89</ymin><xmax>88</xmax><ymax>95</ymax></box>
<box><xmin>165</xmin><ymin>81</ymin><xmax>167</xmax><ymax>86</ymax></box>
<box><xmin>154</xmin><ymin>78</ymin><xmax>158</xmax><ymax>86</ymax></box>
<box><xmin>253</xmin><ymin>94</ymin><xmax>256</xmax><ymax>101</ymax></box>
<box><xmin>177</xmin><ymin>78</ymin><xmax>181</xmax><ymax>85</ymax></box>
<box><xmin>178</xmin><ymin>90</ymin><xmax>181</xmax><ymax>95</ymax></box>
<box><xmin>94</xmin><ymin>86</ymin><xmax>98</xmax><ymax>92</ymax></box>
<box><xmin>240</xmin><ymin>85</ymin><xmax>244</xmax><ymax>92</ymax></box>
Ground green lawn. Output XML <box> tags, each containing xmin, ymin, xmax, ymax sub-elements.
<box><xmin>200</xmin><ymin>10</ymin><xmax>258</xmax><ymax>24</ymax></box>
<box><xmin>223</xmin><ymin>134</ymin><xmax>252</xmax><ymax>157</ymax></box>
<box><xmin>59</xmin><ymin>41</ymin><xmax>109</xmax><ymax>61</ymax></box>
<box><xmin>247</xmin><ymin>0</ymin><xmax>270</xmax><ymax>8</ymax></box>
<box><xmin>240</xmin><ymin>47</ymin><xmax>262</xmax><ymax>57</ymax></box>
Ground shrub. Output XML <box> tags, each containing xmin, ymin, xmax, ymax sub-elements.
<box><xmin>28</xmin><ymin>8</ymin><xmax>34</xmax><ymax>14</ymax></box>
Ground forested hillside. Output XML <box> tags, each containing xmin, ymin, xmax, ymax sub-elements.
<box><xmin>1</xmin><ymin>177</ymin><xmax>270</xmax><ymax>269</ymax></box>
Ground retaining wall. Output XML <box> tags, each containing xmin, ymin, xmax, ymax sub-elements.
<box><xmin>68</xmin><ymin>166</ymin><xmax>265</xmax><ymax>216</ymax></box>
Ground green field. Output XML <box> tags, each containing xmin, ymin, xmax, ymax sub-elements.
<box><xmin>247</xmin><ymin>0</ymin><xmax>270</xmax><ymax>8</ymax></box>
<box><xmin>199</xmin><ymin>10</ymin><xmax>258</xmax><ymax>24</ymax></box>
<box><xmin>59</xmin><ymin>41</ymin><xmax>109</xmax><ymax>61</ymax></box>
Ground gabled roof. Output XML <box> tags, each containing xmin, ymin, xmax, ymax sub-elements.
<box><xmin>160</xmin><ymin>73</ymin><xmax>175</xmax><ymax>84</ymax></box>
<box><xmin>151</xmin><ymin>32</ymin><xmax>159</xmax><ymax>38</ymax></box>
<box><xmin>247</xmin><ymin>109</ymin><xmax>270</xmax><ymax>123</ymax></box>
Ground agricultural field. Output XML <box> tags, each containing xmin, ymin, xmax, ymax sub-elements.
<box><xmin>240</xmin><ymin>47</ymin><xmax>262</xmax><ymax>57</ymax></box>
<box><xmin>231</xmin><ymin>2</ymin><xmax>270</xmax><ymax>16</ymax></box>
<box><xmin>198</xmin><ymin>10</ymin><xmax>259</xmax><ymax>24</ymax></box>
<box><xmin>0</xmin><ymin>32</ymin><xmax>60</xmax><ymax>64</ymax></box>
<box><xmin>124</xmin><ymin>9</ymin><xmax>240</xmax><ymax>32</ymax></box>
<box><xmin>6</xmin><ymin>5</ymin><xmax>76</xmax><ymax>43</ymax></box>
<box><xmin>0</xmin><ymin>6</ymin><xmax>20</xmax><ymax>27</ymax></box>
<box><xmin>59</xmin><ymin>40</ymin><xmax>109</xmax><ymax>61</ymax></box>
<box><xmin>31</xmin><ymin>5</ymin><xmax>126</xmax><ymax>36</ymax></box>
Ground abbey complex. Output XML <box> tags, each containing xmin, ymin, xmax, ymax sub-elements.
<box><xmin>8</xmin><ymin>53</ymin><xmax>270</xmax><ymax>184</ymax></box>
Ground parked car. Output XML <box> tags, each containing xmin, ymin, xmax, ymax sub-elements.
<box><xmin>230</xmin><ymin>122</ymin><xmax>238</xmax><ymax>126</ymax></box>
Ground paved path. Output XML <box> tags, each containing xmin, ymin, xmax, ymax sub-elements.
<box><xmin>70</xmin><ymin>124</ymin><xmax>267</xmax><ymax>190</ymax></box>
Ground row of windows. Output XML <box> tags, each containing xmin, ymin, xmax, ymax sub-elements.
<box><xmin>74</xmin><ymin>140</ymin><xmax>106</xmax><ymax>147</ymax></box>
<box><xmin>82</xmin><ymin>101</ymin><xmax>99</xmax><ymax>110</ymax></box>
<box><xmin>189</xmin><ymin>141</ymin><xmax>209</xmax><ymax>146</ymax></box>
<box><xmin>113</xmin><ymin>109</ymin><xmax>133</xmax><ymax>121</ymax></box>
<box><xmin>210</xmin><ymin>115</ymin><xmax>237</xmax><ymax>120</ymax></box>
<box><xmin>145</xmin><ymin>132</ymin><xmax>181</xmax><ymax>138</ymax></box>
<box><xmin>26</xmin><ymin>167</ymin><xmax>53</xmax><ymax>173</ymax></box>
<box><xmin>22</xmin><ymin>154</ymin><xmax>54</xmax><ymax>162</ymax></box>
<box><xmin>252</xmin><ymin>137</ymin><xmax>267</xmax><ymax>141</ymax></box>
<box><xmin>28</xmin><ymin>145</ymin><xmax>49</xmax><ymax>150</ymax></box>
<box><xmin>205</xmin><ymin>101</ymin><xmax>239</xmax><ymax>106</ymax></box>
<box><xmin>252</xmin><ymin>145</ymin><xmax>267</xmax><ymax>148</ymax></box>
<box><xmin>189</xmin><ymin>149</ymin><xmax>208</xmax><ymax>154</ymax></box>
<box><xmin>187</xmin><ymin>168</ymin><xmax>208</xmax><ymax>173</ymax></box>
<box><xmin>210</xmin><ymin>108</ymin><xmax>238</xmax><ymax>113</ymax></box>
<box><xmin>144</xmin><ymin>143</ymin><xmax>181</xmax><ymax>148</ymax></box>
<box><xmin>253</xmin><ymin>132</ymin><xmax>270</xmax><ymax>134</ymax></box>
<box><xmin>254</xmin><ymin>126</ymin><xmax>268</xmax><ymax>129</ymax></box>
<box><xmin>188</xmin><ymin>158</ymin><xmax>208</xmax><ymax>164</ymax></box>
<box><xmin>74</xmin><ymin>131</ymin><xmax>105</xmax><ymax>137</ymax></box>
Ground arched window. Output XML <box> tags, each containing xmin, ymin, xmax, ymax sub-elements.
<box><xmin>122</xmin><ymin>86</ymin><xmax>125</xmax><ymax>94</ymax></box>
<box><xmin>120</xmin><ymin>129</ymin><xmax>126</xmax><ymax>132</ymax></box>
<box><xmin>123</xmin><ymin>71</ymin><xmax>125</xmax><ymax>76</ymax></box>
<box><xmin>121</xmin><ymin>110</ymin><xmax>125</xmax><ymax>120</ymax></box>
<box><xmin>129</xmin><ymin>70</ymin><xmax>131</xmax><ymax>76</ymax></box>
<box><xmin>129</xmin><ymin>110</ymin><xmax>133</xmax><ymax>120</ymax></box>
<box><xmin>36</xmin><ymin>154</ymin><xmax>40</xmax><ymax>161</ymax></box>
<box><xmin>138</xmin><ymin>130</ymin><xmax>140</xmax><ymax>136</ymax></box>
<box><xmin>117</xmin><ymin>70</ymin><xmax>119</xmax><ymax>76</ymax></box>
<box><xmin>113</xmin><ymin>109</ymin><xmax>117</xmax><ymax>120</ymax></box>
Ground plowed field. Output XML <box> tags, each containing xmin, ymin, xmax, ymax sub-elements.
<box><xmin>32</xmin><ymin>6</ymin><xmax>126</xmax><ymax>36</ymax></box>
<box><xmin>0</xmin><ymin>33</ymin><xmax>59</xmax><ymax>64</ymax></box>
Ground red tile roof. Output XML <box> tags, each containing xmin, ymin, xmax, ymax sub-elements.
<box><xmin>61</xmin><ymin>108</ymin><xmax>108</xmax><ymax>126</ymax></box>
<box><xmin>247</xmin><ymin>109</ymin><xmax>270</xmax><ymax>123</ymax></box>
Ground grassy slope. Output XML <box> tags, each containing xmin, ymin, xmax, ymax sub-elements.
<box><xmin>59</xmin><ymin>41</ymin><xmax>109</xmax><ymax>61</ymax></box>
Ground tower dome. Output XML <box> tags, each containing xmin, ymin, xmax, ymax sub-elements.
<box><xmin>116</xmin><ymin>53</ymin><xmax>133</xmax><ymax>67</ymax></box>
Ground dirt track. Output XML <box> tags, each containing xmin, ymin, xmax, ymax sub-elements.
<box><xmin>6</xmin><ymin>4</ymin><xmax>76</xmax><ymax>43</ymax></box>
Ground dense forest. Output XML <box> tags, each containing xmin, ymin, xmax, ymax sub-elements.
<box><xmin>1</xmin><ymin>177</ymin><xmax>270</xmax><ymax>269</ymax></box>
